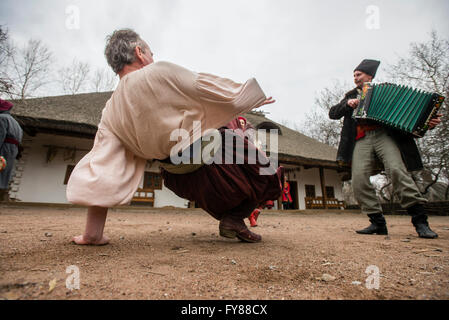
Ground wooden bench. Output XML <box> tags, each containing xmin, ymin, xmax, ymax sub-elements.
<box><xmin>132</xmin><ymin>188</ymin><xmax>155</xmax><ymax>205</ymax></box>
<box><xmin>305</xmin><ymin>197</ymin><xmax>345</xmax><ymax>209</ymax></box>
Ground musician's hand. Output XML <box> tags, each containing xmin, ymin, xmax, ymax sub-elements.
<box><xmin>259</xmin><ymin>96</ymin><xmax>276</xmax><ymax>107</ymax></box>
<box><xmin>429</xmin><ymin>113</ymin><xmax>442</xmax><ymax>129</ymax></box>
<box><xmin>347</xmin><ymin>99</ymin><xmax>359</xmax><ymax>109</ymax></box>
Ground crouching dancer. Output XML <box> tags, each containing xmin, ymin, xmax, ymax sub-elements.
<box><xmin>67</xmin><ymin>29</ymin><xmax>283</xmax><ymax>245</ymax></box>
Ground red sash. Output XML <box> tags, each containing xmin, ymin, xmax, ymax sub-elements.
<box><xmin>4</xmin><ymin>137</ymin><xmax>19</xmax><ymax>146</ymax></box>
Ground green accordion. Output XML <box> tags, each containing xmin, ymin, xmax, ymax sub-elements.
<box><xmin>353</xmin><ymin>82</ymin><xmax>445</xmax><ymax>137</ymax></box>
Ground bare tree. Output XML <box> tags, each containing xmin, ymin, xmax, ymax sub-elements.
<box><xmin>3</xmin><ymin>39</ymin><xmax>53</xmax><ymax>100</ymax></box>
<box><xmin>372</xmin><ymin>173</ymin><xmax>393</xmax><ymax>202</ymax></box>
<box><xmin>0</xmin><ymin>25</ymin><xmax>13</xmax><ymax>97</ymax></box>
<box><xmin>386</xmin><ymin>30</ymin><xmax>449</xmax><ymax>198</ymax></box>
<box><xmin>90</xmin><ymin>67</ymin><xmax>117</xmax><ymax>92</ymax></box>
<box><xmin>298</xmin><ymin>79</ymin><xmax>350</xmax><ymax>147</ymax></box>
<box><xmin>0</xmin><ymin>26</ymin><xmax>7</xmax><ymax>48</ymax></box>
<box><xmin>59</xmin><ymin>58</ymin><xmax>91</xmax><ymax>95</ymax></box>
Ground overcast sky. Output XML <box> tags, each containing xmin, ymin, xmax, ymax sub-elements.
<box><xmin>1</xmin><ymin>0</ymin><xmax>448</xmax><ymax>127</ymax></box>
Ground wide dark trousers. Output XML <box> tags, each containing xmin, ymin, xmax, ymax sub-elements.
<box><xmin>161</xmin><ymin>128</ymin><xmax>283</xmax><ymax>220</ymax></box>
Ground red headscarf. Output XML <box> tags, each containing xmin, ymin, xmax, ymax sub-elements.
<box><xmin>238</xmin><ymin>116</ymin><xmax>247</xmax><ymax>125</ymax></box>
<box><xmin>0</xmin><ymin>99</ymin><xmax>13</xmax><ymax>111</ymax></box>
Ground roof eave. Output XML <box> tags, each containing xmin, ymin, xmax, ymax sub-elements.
<box><xmin>14</xmin><ymin>115</ymin><xmax>97</xmax><ymax>139</ymax></box>
<box><xmin>277</xmin><ymin>153</ymin><xmax>347</xmax><ymax>170</ymax></box>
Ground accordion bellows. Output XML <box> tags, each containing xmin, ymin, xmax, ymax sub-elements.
<box><xmin>353</xmin><ymin>82</ymin><xmax>445</xmax><ymax>137</ymax></box>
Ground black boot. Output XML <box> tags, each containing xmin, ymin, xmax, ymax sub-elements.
<box><xmin>408</xmin><ymin>204</ymin><xmax>438</xmax><ymax>239</ymax></box>
<box><xmin>0</xmin><ymin>189</ymin><xmax>9</xmax><ymax>202</ymax></box>
<box><xmin>356</xmin><ymin>213</ymin><xmax>388</xmax><ymax>235</ymax></box>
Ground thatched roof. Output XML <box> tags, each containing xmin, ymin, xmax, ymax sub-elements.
<box><xmin>244</xmin><ymin>112</ymin><xmax>340</xmax><ymax>168</ymax></box>
<box><xmin>10</xmin><ymin>92</ymin><xmax>340</xmax><ymax>168</ymax></box>
<box><xmin>11</xmin><ymin>92</ymin><xmax>110</xmax><ymax>138</ymax></box>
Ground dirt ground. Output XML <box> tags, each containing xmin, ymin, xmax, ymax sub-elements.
<box><xmin>0</xmin><ymin>204</ymin><xmax>448</xmax><ymax>300</ymax></box>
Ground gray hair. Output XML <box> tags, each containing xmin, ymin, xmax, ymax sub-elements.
<box><xmin>104</xmin><ymin>29</ymin><xmax>147</xmax><ymax>74</ymax></box>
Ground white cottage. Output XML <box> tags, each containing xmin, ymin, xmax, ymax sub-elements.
<box><xmin>9</xmin><ymin>92</ymin><xmax>349</xmax><ymax>210</ymax></box>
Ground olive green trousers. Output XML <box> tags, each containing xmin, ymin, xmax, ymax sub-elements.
<box><xmin>351</xmin><ymin>129</ymin><xmax>426</xmax><ymax>215</ymax></box>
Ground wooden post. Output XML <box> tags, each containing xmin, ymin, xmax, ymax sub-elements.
<box><xmin>319</xmin><ymin>167</ymin><xmax>328</xmax><ymax>209</ymax></box>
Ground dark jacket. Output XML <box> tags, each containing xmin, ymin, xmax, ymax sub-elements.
<box><xmin>329</xmin><ymin>87</ymin><xmax>423</xmax><ymax>172</ymax></box>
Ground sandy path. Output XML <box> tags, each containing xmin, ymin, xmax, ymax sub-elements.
<box><xmin>0</xmin><ymin>205</ymin><xmax>448</xmax><ymax>300</ymax></box>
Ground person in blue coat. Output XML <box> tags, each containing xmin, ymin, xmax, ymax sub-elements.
<box><xmin>0</xmin><ymin>99</ymin><xmax>23</xmax><ymax>202</ymax></box>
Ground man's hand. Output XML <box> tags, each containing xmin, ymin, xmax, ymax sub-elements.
<box><xmin>259</xmin><ymin>96</ymin><xmax>276</xmax><ymax>107</ymax></box>
<box><xmin>347</xmin><ymin>99</ymin><xmax>359</xmax><ymax>109</ymax></box>
<box><xmin>429</xmin><ymin>113</ymin><xmax>442</xmax><ymax>129</ymax></box>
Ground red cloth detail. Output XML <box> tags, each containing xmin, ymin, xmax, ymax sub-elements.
<box><xmin>355</xmin><ymin>123</ymin><xmax>380</xmax><ymax>141</ymax></box>
<box><xmin>282</xmin><ymin>182</ymin><xmax>292</xmax><ymax>202</ymax></box>
<box><xmin>238</xmin><ymin>116</ymin><xmax>247</xmax><ymax>124</ymax></box>
<box><xmin>4</xmin><ymin>137</ymin><xmax>19</xmax><ymax>146</ymax></box>
<box><xmin>355</xmin><ymin>129</ymin><xmax>366</xmax><ymax>141</ymax></box>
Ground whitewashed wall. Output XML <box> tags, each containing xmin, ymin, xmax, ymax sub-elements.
<box><xmin>13</xmin><ymin>133</ymin><xmax>188</xmax><ymax>208</ymax></box>
<box><xmin>144</xmin><ymin>161</ymin><xmax>189</xmax><ymax>208</ymax></box>
<box><xmin>13</xmin><ymin>133</ymin><xmax>93</xmax><ymax>203</ymax></box>
<box><xmin>282</xmin><ymin>166</ymin><xmax>344</xmax><ymax>210</ymax></box>
<box><xmin>324</xmin><ymin>168</ymin><xmax>344</xmax><ymax>201</ymax></box>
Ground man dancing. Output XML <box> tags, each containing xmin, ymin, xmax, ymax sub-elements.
<box><xmin>67</xmin><ymin>29</ymin><xmax>283</xmax><ymax>245</ymax></box>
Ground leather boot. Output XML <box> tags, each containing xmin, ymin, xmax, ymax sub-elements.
<box><xmin>408</xmin><ymin>204</ymin><xmax>438</xmax><ymax>239</ymax></box>
<box><xmin>0</xmin><ymin>189</ymin><xmax>9</xmax><ymax>202</ymax></box>
<box><xmin>356</xmin><ymin>213</ymin><xmax>388</xmax><ymax>235</ymax></box>
<box><xmin>219</xmin><ymin>215</ymin><xmax>261</xmax><ymax>243</ymax></box>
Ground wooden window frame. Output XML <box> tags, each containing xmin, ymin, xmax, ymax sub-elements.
<box><xmin>325</xmin><ymin>186</ymin><xmax>335</xmax><ymax>199</ymax></box>
<box><xmin>143</xmin><ymin>172</ymin><xmax>163</xmax><ymax>190</ymax></box>
<box><xmin>305</xmin><ymin>184</ymin><xmax>316</xmax><ymax>198</ymax></box>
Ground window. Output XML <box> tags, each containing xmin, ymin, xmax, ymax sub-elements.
<box><xmin>143</xmin><ymin>172</ymin><xmax>162</xmax><ymax>190</ymax></box>
<box><xmin>326</xmin><ymin>186</ymin><xmax>335</xmax><ymax>198</ymax></box>
<box><xmin>64</xmin><ymin>165</ymin><xmax>75</xmax><ymax>185</ymax></box>
<box><xmin>305</xmin><ymin>185</ymin><xmax>316</xmax><ymax>198</ymax></box>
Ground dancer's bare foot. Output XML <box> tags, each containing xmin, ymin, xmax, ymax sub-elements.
<box><xmin>71</xmin><ymin>235</ymin><xmax>110</xmax><ymax>246</ymax></box>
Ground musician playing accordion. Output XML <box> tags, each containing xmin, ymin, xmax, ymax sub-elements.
<box><xmin>329</xmin><ymin>59</ymin><xmax>442</xmax><ymax>239</ymax></box>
